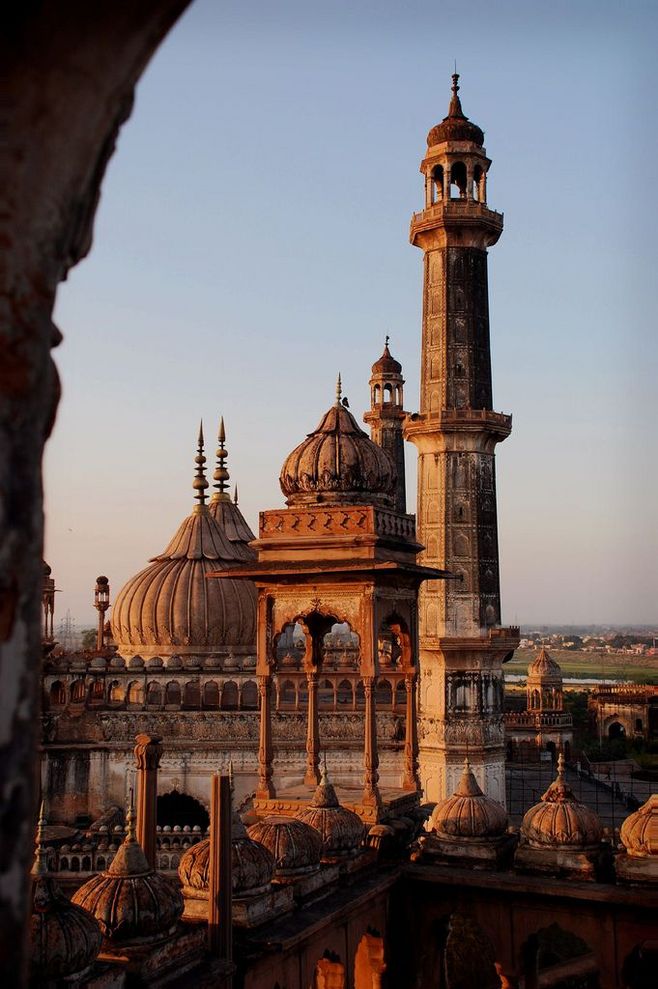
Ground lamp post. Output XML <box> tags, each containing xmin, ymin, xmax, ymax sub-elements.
<box><xmin>94</xmin><ymin>575</ymin><xmax>110</xmax><ymax>650</ymax></box>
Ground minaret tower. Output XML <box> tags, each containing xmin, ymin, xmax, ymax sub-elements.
<box><xmin>404</xmin><ymin>75</ymin><xmax>519</xmax><ymax>803</ymax></box>
<box><xmin>363</xmin><ymin>338</ymin><xmax>406</xmax><ymax>513</ymax></box>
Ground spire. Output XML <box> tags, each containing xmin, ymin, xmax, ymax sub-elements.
<box><xmin>193</xmin><ymin>421</ymin><xmax>209</xmax><ymax>506</ymax></box>
<box><xmin>557</xmin><ymin>752</ymin><xmax>566</xmax><ymax>783</ymax></box>
<box><xmin>212</xmin><ymin>416</ymin><xmax>230</xmax><ymax>503</ymax></box>
<box><xmin>448</xmin><ymin>71</ymin><xmax>464</xmax><ymax>118</ymax></box>
<box><xmin>32</xmin><ymin>799</ymin><xmax>48</xmax><ymax>877</ymax></box>
<box><xmin>126</xmin><ymin>787</ymin><xmax>137</xmax><ymax>841</ymax></box>
<box><xmin>336</xmin><ymin>372</ymin><xmax>342</xmax><ymax>405</ymax></box>
<box><xmin>233</xmin><ymin>484</ymin><xmax>238</xmax><ymax>505</ymax></box>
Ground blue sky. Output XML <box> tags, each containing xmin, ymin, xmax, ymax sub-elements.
<box><xmin>46</xmin><ymin>0</ymin><xmax>658</xmax><ymax>627</ymax></box>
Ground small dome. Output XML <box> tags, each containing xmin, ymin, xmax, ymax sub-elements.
<box><xmin>178</xmin><ymin>829</ymin><xmax>275</xmax><ymax>897</ymax></box>
<box><xmin>280</xmin><ymin>385</ymin><xmax>395</xmax><ymax>508</ymax></box>
<box><xmin>427</xmin><ymin>74</ymin><xmax>484</xmax><ymax>148</ymax></box>
<box><xmin>620</xmin><ymin>794</ymin><xmax>658</xmax><ymax>857</ymax></box>
<box><xmin>72</xmin><ymin>814</ymin><xmax>182</xmax><ymax>945</ymax></box>
<box><xmin>298</xmin><ymin>766</ymin><xmax>365</xmax><ymax>858</ymax></box>
<box><xmin>430</xmin><ymin>759</ymin><xmax>508</xmax><ymax>839</ymax></box>
<box><xmin>528</xmin><ymin>646</ymin><xmax>563</xmax><ymax>681</ymax></box>
<box><xmin>248</xmin><ymin>816</ymin><xmax>322</xmax><ymax>876</ymax></box>
<box><xmin>521</xmin><ymin>756</ymin><xmax>602</xmax><ymax>849</ymax></box>
<box><xmin>371</xmin><ymin>343</ymin><xmax>402</xmax><ymax>377</ymax></box>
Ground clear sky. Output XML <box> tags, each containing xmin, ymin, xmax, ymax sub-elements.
<box><xmin>46</xmin><ymin>0</ymin><xmax>658</xmax><ymax>629</ymax></box>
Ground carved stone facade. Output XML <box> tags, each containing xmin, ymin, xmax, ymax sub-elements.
<box><xmin>404</xmin><ymin>76</ymin><xmax>519</xmax><ymax>803</ymax></box>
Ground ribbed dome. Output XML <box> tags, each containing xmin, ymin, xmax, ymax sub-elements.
<box><xmin>620</xmin><ymin>794</ymin><xmax>658</xmax><ymax>857</ymax></box>
<box><xmin>208</xmin><ymin>497</ymin><xmax>256</xmax><ymax>557</ymax></box>
<box><xmin>521</xmin><ymin>756</ymin><xmax>602</xmax><ymax>849</ymax></box>
<box><xmin>178</xmin><ymin>826</ymin><xmax>275</xmax><ymax>897</ymax></box>
<box><xmin>371</xmin><ymin>343</ymin><xmax>402</xmax><ymax>377</ymax></box>
<box><xmin>248</xmin><ymin>816</ymin><xmax>323</xmax><ymax>876</ymax></box>
<box><xmin>72</xmin><ymin>823</ymin><xmax>183</xmax><ymax>944</ymax></box>
<box><xmin>280</xmin><ymin>389</ymin><xmax>395</xmax><ymax>508</ymax></box>
<box><xmin>298</xmin><ymin>766</ymin><xmax>365</xmax><ymax>858</ymax></box>
<box><xmin>427</xmin><ymin>73</ymin><xmax>484</xmax><ymax>148</ymax></box>
<box><xmin>430</xmin><ymin>759</ymin><xmax>508</xmax><ymax>839</ymax></box>
<box><xmin>528</xmin><ymin>646</ymin><xmax>563</xmax><ymax>681</ymax></box>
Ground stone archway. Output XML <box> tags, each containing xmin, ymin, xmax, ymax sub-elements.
<box><xmin>157</xmin><ymin>790</ymin><xmax>209</xmax><ymax>830</ymax></box>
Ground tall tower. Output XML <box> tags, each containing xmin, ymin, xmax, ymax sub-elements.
<box><xmin>363</xmin><ymin>339</ymin><xmax>406</xmax><ymax>513</ymax></box>
<box><xmin>404</xmin><ymin>75</ymin><xmax>519</xmax><ymax>803</ymax></box>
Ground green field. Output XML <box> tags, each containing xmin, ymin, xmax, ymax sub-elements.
<box><xmin>505</xmin><ymin>648</ymin><xmax>658</xmax><ymax>684</ymax></box>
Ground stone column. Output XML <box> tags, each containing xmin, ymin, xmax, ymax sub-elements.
<box><xmin>362</xmin><ymin>676</ymin><xmax>381</xmax><ymax>808</ymax></box>
<box><xmin>207</xmin><ymin>772</ymin><xmax>232</xmax><ymax>963</ymax></box>
<box><xmin>257</xmin><ymin>675</ymin><xmax>274</xmax><ymax>798</ymax></box>
<box><xmin>403</xmin><ymin>672</ymin><xmax>420</xmax><ymax>791</ymax></box>
<box><xmin>133</xmin><ymin>732</ymin><xmax>162</xmax><ymax>869</ymax></box>
<box><xmin>304</xmin><ymin>670</ymin><xmax>320</xmax><ymax>786</ymax></box>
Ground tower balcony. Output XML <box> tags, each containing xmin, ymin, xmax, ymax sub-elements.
<box><xmin>410</xmin><ymin>200</ymin><xmax>504</xmax><ymax>248</ymax></box>
<box><xmin>404</xmin><ymin>408</ymin><xmax>512</xmax><ymax>454</ymax></box>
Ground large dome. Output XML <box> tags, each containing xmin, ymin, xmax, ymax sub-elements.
<box><xmin>111</xmin><ymin>428</ymin><xmax>256</xmax><ymax>658</ymax></box>
<box><xmin>279</xmin><ymin>380</ymin><xmax>396</xmax><ymax>508</ymax></box>
<box><xmin>427</xmin><ymin>74</ymin><xmax>484</xmax><ymax>148</ymax></box>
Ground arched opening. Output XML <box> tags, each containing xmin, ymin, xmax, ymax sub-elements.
<box><xmin>432</xmin><ymin>163</ymin><xmax>444</xmax><ymax>202</ymax></box>
<box><xmin>157</xmin><ymin>790</ymin><xmax>209</xmax><ymax>831</ymax></box>
<box><xmin>450</xmin><ymin>161</ymin><xmax>467</xmax><ymax>199</ymax></box>
<box><xmin>373</xmin><ymin>383</ymin><xmax>381</xmax><ymax>405</ymax></box>
<box><xmin>221</xmin><ymin>680</ymin><xmax>239</xmax><ymax>710</ymax></box>
<box><xmin>337</xmin><ymin>679</ymin><xmax>353</xmax><ymax>707</ymax></box>
<box><xmin>241</xmin><ymin>679</ymin><xmax>258</xmax><ymax>710</ymax></box>
<box><xmin>522</xmin><ymin>923</ymin><xmax>600</xmax><ymax>989</ymax></box>
<box><xmin>635</xmin><ymin>718</ymin><xmax>643</xmax><ymax>733</ymax></box>
<box><xmin>394</xmin><ymin>680</ymin><xmax>406</xmax><ymax>711</ymax></box>
<box><xmin>49</xmin><ymin>681</ymin><xmax>66</xmax><ymax>707</ymax></box>
<box><xmin>396</xmin><ymin>383</ymin><xmax>403</xmax><ymax>406</ymax></box>
<box><xmin>127</xmin><ymin>680</ymin><xmax>144</xmax><ymax>706</ymax></box>
<box><xmin>319</xmin><ymin>678</ymin><xmax>335</xmax><ymax>710</ymax></box>
<box><xmin>202</xmin><ymin>680</ymin><xmax>220</xmax><ymax>709</ymax></box>
<box><xmin>108</xmin><ymin>680</ymin><xmax>124</xmax><ymax>704</ymax></box>
<box><xmin>275</xmin><ymin>621</ymin><xmax>306</xmax><ymax>669</ymax></box>
<box><xmin>322</xmin><ymin>621</ymin><xmax>360</xmax><ymax>669</ymax></box>
<box><xmin>379</xmin><ymin>612</ymin><xmax>410</xmax><ymax>669</ymax></box>
<box><xmin>165</xmin><ymin>681</ymin><xmax>181</xmax><ymax>707</ymax></box>
<box><xmin>278</xmin><ymin>678</ymin><xmax>297</xmax><ymax>709</ymax></box>
<box><xmin>383</xmin><ymin>383</ymin><xmax>393</xmax><ymax>403</ymax></box>
<box><xmin>314</xmin><ymin>951</ymin><xmax>345</xmax><ymax>989</ymax></box>
<box><xmin>473</xmin><ymin>163</ymin><xmax>483</xmax><ymax>201</ymax></box>
<box><xmin>145</xmin><ymin>680</ymin><xmax>162</xmax><ymax>706</ymax></box>
<box><xmin>608</xmin><ymin>721</ymin><xmax>626</xmax><ymax>740</ymax></box>
<box><xmin>183</xmin><ymin>680</ymin><xmax>200</xmax><ymax>709</ymax></box>
<box><xmin>355</xmin><ymin>680</ymin><xmax>365</xmax><ymax>710</ymax></box>
<box><xmin>89</xmin><ymin>679</ymin><xmax>104</xmax><ymax>703</ymax></box>
<box><xmin>70</xmin><ymin>679</ymin><xmax>86</xmax><ymax>703</ymax></box>
<box><xmin>375</xmin><ymin>679</ymin><xmax>393</xmax><ymax>709</ymax></box>
<box><xmin>354</xmin><ymin>930</ymin><xmax>386</xmax><ymax>989</ymax></box>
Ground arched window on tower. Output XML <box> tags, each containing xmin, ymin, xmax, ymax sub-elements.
<box><xmin>373</xmin><ymin>383</ymin><xmax>381</xmax><ymax>405</ymax></box>
<box><xmin>432</xmin><ymin>164</ymin><xmax>444</xmax><ymax>202</ymax></box>
<box><xmin>383</xmin><ymin>383</ymin><xmax>393</xmax><ymax>404</ymax></box>
<box><xmin>450</xmin><ymin>161</ymin><xmax>467</xmax><ymax>199</ymax></box>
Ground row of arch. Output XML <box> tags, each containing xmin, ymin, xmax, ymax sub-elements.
<box><xmin>371</xmin><ymin>382</ymin><xmax>403</xmax><ymax>407</ymax></box>
<box><xmin>277</xmin><ymin>677</ymin><xmax>407</xmax><ymax>712</ymax></box>
<box><xmin>527</xmin><ymin>687</ymin><xmax>564</xmax><ymax>711</ymax></box>
<box><xmin>47</xmin><ymin>678</ymin><xmax>259</xmax><ymax>711</ymax></box>
<box><xmin>427</xmin><ymin>160</ymin><xmax>487</xmax><ymax>206</ymax></box>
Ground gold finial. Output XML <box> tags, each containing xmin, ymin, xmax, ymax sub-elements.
<box><xmin>32</xmin><ymin>799</ymin><xmax>48</xmax><ymax>877</ymax></box>
<box><xmin>193</xmin><ymin>420</ymin><xmax>209</xmax><ymax>506</ymax></box>
<box><xmin>212</xmin><ymin>416</ymin><xmax>230</xmax><ymax>501</ymax></box>
<box><xmin>336</xmin><ymin>372</ymin><xmax>342</xmax><ymax>404</ymax></box>
<box><xmin>126</xmin><ymin>788</ymin><xmax>137</xmax><ymax>841</ymax></box>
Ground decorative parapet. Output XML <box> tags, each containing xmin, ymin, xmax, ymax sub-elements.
<box><xmin>418</xmin><ymin>715</ymin><xmax>504</xmax><ymax>747</ymax></box>
<box><xmin>410</xmin><ymin>200</ymin><xmax>504</xmax><ymax>240</ymax></box>
<box><xmin>504</xmin><ymin>712</ymin><xmax>573</xmax><ymax>729</ymax></box>
<box><xmin>259</xmin><ymin>505</ymin><xmax>416</xmax><ymax>543</ymax></box>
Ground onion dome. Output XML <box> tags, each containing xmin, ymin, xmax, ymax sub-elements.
<box><xmin>429</xmin><ymin>758</ymin><xmax>508</xmax><ymax>839</ymax></box>
<box><xmin>521</xmin><ymin>755</ymin><xmax>602</xmax><ymax>849</ymax></box>
<box><xmin>247</xmin><ymin>816</ymin><xmax>322</xmax><ymax>876</ymax></box>
<box><xmin>528</xmin><ymin>646</ymin><xmax>563</xmax><ymax>681</ymax></box>
<box><xmin>178</xmin><ymin>813</ymin><xmax>275</xmax><ymax>897</ymax></box>
<box><xmin>30</xmin><ymin>803</ymin><xmax>102</xmax><ymax>983</ymax></box>
<box><xmin>620</xmin><ymin>794</ymin><xmax>658</xmax><ymax>857</ymax></box>
<box><xmin>371</xmin><ymin>340</ymin><xmax>402</xmax><ymax>376</ymax></box>
<box><xmin>208</xmin><ymin>416</ymin><xmax>256</xmax><ymax>559</ymax></box>
<box><xmin>427</xmin><ymin>73</ymin><xmax>484</xmax><ymax>148</ymax></box>
<box><xmin>279</xmin><ymin>375</ymin><xmax>396</xmax><ymax>508</ymax></box>
<box><xmin>111</xmin><ymin>424</ymin><xmax>256</xmax><ymax>658</ymax></box>
<box><xmin>298</xmin><ymin>762</ymin><xmax>365</xmax><ymax>858</ymax></box>
<box><xmin>72</xmin><ymin>801</ymin><xmax>183</xmax><ymax>945</ymax></box>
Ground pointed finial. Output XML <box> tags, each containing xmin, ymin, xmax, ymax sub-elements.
<box><xmin>212</xmin><ymin>416</ymin><xmax>230</xmax><ymax>501</ymax></box>
<box><xmin>449</xmin><ymin>70</ymin><xmax>464</xmax><ymax>117</ymax></box>
<box><xmin>32</xmin><ymin>799</ymin><xmax>49</xmax><ymax>876</ymax></box>
<box><xmin>228</xmin><ymin>759</ymin><xmax>234</xmax><ymax>794</ymax></box>
<box><xmin>385</xmin><ymin>333</ymin><xmax>390</xmax><ymax>349</ymax></box>
<box><xmin>193</xmin><ymin>420</ymin><xmax>209</xmax><ymax>506</ymax></box>
<box><xmin>463</xmin><ymin>755</ymin><xmax>471</xmax><ymax>773</ymax></box>
<box><xmin>557</xmin><ymin>752</ymin><xmax>565</xmax><ymax>782</ymax></box>
<box><xmin>321</xmin><ymin>751</ymin><xmax>329</xmax><ymax>784</ymax></box>
<box><xmin>126</xmin><ymin>787</ymin><xmax>137</xmax><ymax>841</ymax></box>
<box><xmin>336</xmin><ymin>372</ymin><xmax>342</xmax><ymax>404</ymax></box>
<box><xmin>233</xmin><ymin>484</ymin><xmax>238</xmax><ymax>505</ymax></box>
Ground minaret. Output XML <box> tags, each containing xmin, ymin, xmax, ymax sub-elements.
<box><xmin>363</xmin><ymin>338</ymin><xmax>407</xmax><ymax>513</ymax></box>
<box><xmin>404</xmin><ymin>75</ymin><xmax>519</xmax><ymax>804</ymax></box>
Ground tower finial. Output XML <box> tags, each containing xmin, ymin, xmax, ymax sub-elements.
<box><xmin>32</xmin><ymin>799</ymin><xmax>48</xmax><ymax>877</ymax></box>
<box><xmin>336</xmin><ymin>372</ymin><xmax>342</xmax><ymax>404</ymax></box>
<box><xmin>212</xmin><ymin>415</ymin><xmax>230</xmax><ymax>502</ymax></box>
<box><xmin>449</xmin><ymin>69</ymin><xmax>464</xmax><ymax>117</ymax></box>
<box><xmin>557</xmin><ymin>751</ymin><xmax>565</xmax><ymax>782</ymax></box>
<box><xmin>233</xmin><ymin>484</ymin><xmax>238</xmax><ymax>505</ymax></box>
<box><xmin>126</xmin><ymin>787</ymin><xmax>137</xmax><ymax>841</ymax></box>
<box><xmin>193</xmin><ymin>420</ymin><xmax>209</xmax><ymax>506</ymax></box>
<box><xmin>385</xmin><ymin>333</ymin><xmax>390</xmax><ymax>348</ymax></box>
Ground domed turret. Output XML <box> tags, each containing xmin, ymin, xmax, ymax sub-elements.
<box><xmin>178</xmin><ymin>811</ymin><xmax>275</xmax><ymax>898</ymax></box>
<box><xmin>111</xmin><ymin>424</ymin><xmax>256</xmax><ymax>659</ymax></box>
<box><xmin>426</xmin><ymin>73</ymin><xmax>484</xmax><ymax>148</ymax></box>
<box><xmin>30</xmin><ymin>804</ymin><xmax>102</xmax><ymax>984</ymax></box>
<box><xmin>521</xmin><ymin>756</ymin><xmax>601</xmax><ymax>849</ymax></box>
<box><xmin>527</xmin><ymin>646</ymin><xmax>564</xmax><ymax>712</ymax></box>
<box><xmin>298</xmin><ymin>762</ymin><xmax>365</xmax><ymax>859</ymax></box>
<box><xmin>72</xmin><ymin>801</ymin><xmax>183</xmax><ymax>945</ymax></box>
<box><xmin>429</xmin><ymin>758</ymin><xmax>508</xmax><ymax>839</ymax></box>
<box><xmin>280</xmin><ymin>376</ymin><xmax>396</xmax><ymax>508</ymax></box>
<box><xmin>621</xmin><ymin>794</ymin><xmax>658</xmax><ymax>857</ymax></box>
<box><xmin>363</xmin><ymin>339</ymin><xmax>407</xmax><ymax>513</ymax></box>
<box><xmin>247</xmin><ymin>816</ymin><xmax>323</xmax><ymax>877</ymax></box>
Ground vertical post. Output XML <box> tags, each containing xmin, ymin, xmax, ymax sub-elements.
<box><xmin>403</xmin><ymin>672</ymin><xmax>420</xmax><ymax>790</ymax></box>
<box><xmin>305</xmin><ymin>670</ymin><xmax>320</xmax><ymax>785</ymax></box>
<box><xmin>208</xmin><ymin>773</ymin><xmax>232</xmax><ymax>964</ymax></box>
<box><xmin>362</xmin><ymin>676</ymin><xmax>381</xmax><ymax>809</ymax></box>
<box><xmin>133</xmin><ymin>733</ymin><xmax>162</xmax><ymax>869</ymax></box>
<box><xmin>256</xmin><ymin>674</ymin><xmax>274</xmax><ymax>798</ymax></box>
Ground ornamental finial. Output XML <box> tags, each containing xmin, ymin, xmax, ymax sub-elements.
<box><xmin>126</xmin><ymin>787</ymin><xmax>137</xmax><ymax>841</ymax></box>
<box><xmin>449</xmin><ymin>70</ymin><xmax>464</xmax><ymax>117</ymax></box>
<box><xmin>193</xmin><ymin>421</ymin><xmax>209</xmax><ymax>506</ymax></box>
<box><xmin>336</xmin><ymin>372</ymin><xmax>342</xmax><ymax>404</ymax></box>
<box><xmin>32</xmin><ymin>799</ymin><xmax>48</xmax><ymax>877</ymax></box>
<box><xmin>233</xmin><ymin>484</ymin><xmax>239</xmax><ymax>505</ymax></box>
<box><xmin>557</xmin><ymin>752</ymin><xmax>566</xmax><ymax>782</ymax></box>
<box><xmin>212</xmin><ymin>416</ymin><xmax>230</xmax><ymax>502</ymax></box>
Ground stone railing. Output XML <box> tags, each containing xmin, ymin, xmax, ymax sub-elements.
<box><xmin>411</xmin><ymin>200</ymin><xmax>504</xmax><ymax>225</ymax></box>
<box><xmin>505</xmin><ymin>711</ymin><xmax>572</xmax><ymax>728</ymax></box>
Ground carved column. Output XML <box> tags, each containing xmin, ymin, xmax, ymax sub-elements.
<box><xmin>133</xmin><ymin>732</ymin><xmax>162</xmax><ymax>869</ymax></box>
<box><xmin>305</xmin><ymin>670</ymin><xmax>320</xmax><ymax>786</ymax></box>
<box><xmin>257</xmin><ymin>675</ymin><xmax>274</xmax><ymax>798</ymax></box>
<box><xmin>207</xmin><ymin>772</ymin><xmax>232</xmax><ymax>963</ymax></box>
<box><xmin>362</xmin><ymin>676</ymin><xmax>381</xmax><ymax>808</ymax></box>
<box><xmin>403</xmin><ymin>672</ymin><xmax>420</xmax><ymax>791</ymax></box>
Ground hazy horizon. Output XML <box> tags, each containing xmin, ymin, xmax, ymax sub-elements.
<box><xmin>45</xmin><ymin>0</ymin><xmax>658</xmax><ymax>629</ymax></box>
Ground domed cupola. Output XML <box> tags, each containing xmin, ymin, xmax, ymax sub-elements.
<box><xmin>427</xmin><ymin>72</ymin><xmax>484</xmax><ymax>148</ymax></box>
<box><xmin>429</xmin><ymin>758</ymin><xmax>508</xmax><ymax>839</ymax></box>
<box><xmin>298</xmin><ymin>762</ymin><xmax>365</xmax><ymax>860</ymax></box>
<box><xmin>30</xmin><ymin>803</ymin><xmax>102</xmax><ymax>984</ymax></box>
<box><xmin>527</xmin><ymin>646</ymin><xmax>564</xmax><ymax>712</ymax></box>
<box><xmin>279</xmin><ymin>376</ymin><xmax>396</xmax><ymax>508</ymax></box>
<box><xmin>617</xmin><ymin>794</ymin><xmax>658</xmax><ymax>884</ymax></box>
<box><xmin>72</xmin><ymin>800</ymin><xmax>183</xmax><ymax>945</ymax></box>
<box><xmin>247</xmin><ymin>816</ymin><xmax>323</xmax><ymax>877</ymax></box>
<box><xmin>111</xmin><ymin>424</ymin><xmax>257</xmax><ymax>659</ymax></box>
<box><xmin>178</xmin><ymin>810</ymin><xmax>275</xmax><ymax>900</ymax></box>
